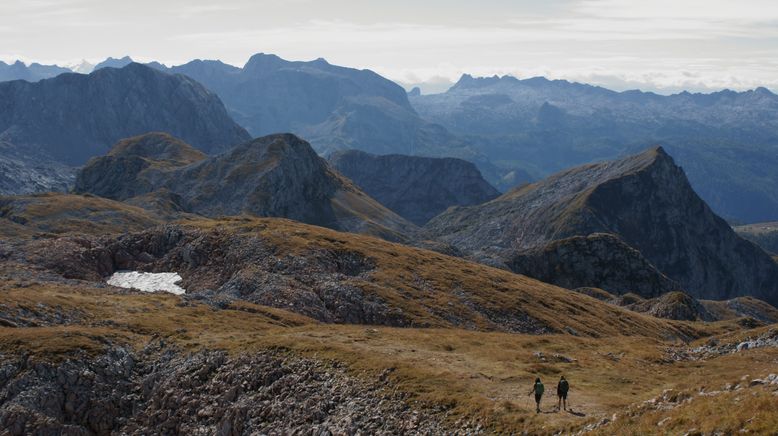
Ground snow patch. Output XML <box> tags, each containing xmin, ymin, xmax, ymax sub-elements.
<box><xmin>107</xmin><ymin>271</ymin><xmax>186</xmax><ymax>295</ymax></box>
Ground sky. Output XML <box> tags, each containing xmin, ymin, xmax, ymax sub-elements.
<box><xmin>2</xmin><ymin>0</ymin><xmax>778</xmax><ymax>94</ymax></box>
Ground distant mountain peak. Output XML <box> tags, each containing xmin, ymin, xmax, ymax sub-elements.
<box><xmin>243</xmin><ymin>53</ymin><xmax>286</xmax><ymax>71</ymax></box>
<box><xmin>451</xmin><ymin>73</ymin><xmax>516</xmax><ymax>90</ymax></box>
<box><xmin>0</xmin><ymin>62</ymin><xmax>249</xmax><ymax>165</ymax></box>
<box><xmin>94</xmin><ymin>56</ymin><xmax>134</xmax><ymax>70</ymax></box>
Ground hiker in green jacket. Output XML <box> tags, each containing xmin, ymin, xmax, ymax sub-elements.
<box><xmin>527</xmin><ymin>377</ymin><xmax>544</xmax><ymax>413</ymax></box>
<box><xmin>557</xmin><ymin>375</ymin><xmax>570</xmax><ymax>411</ymax></box>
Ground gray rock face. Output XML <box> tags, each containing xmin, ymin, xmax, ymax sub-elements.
<box><xmin>0</xmin><ymin>142</ymin><xmax>74</xmax><ymax>195</ymax></box>
<box><xmin>509</xmin><ymin>233</ymin><xmax>681</xmax><ymax>298</ymax></box>
<box><xmin>410</xmin><ymin>74</ymin><xmax>778</xmax><ymax>223</ymax></box>
<box><xmin>328</xmin><ymin>149</ymin><xmax>499</xmax><ymax>225</ymax></box>
<box><xmin>169</xmin><ymin>54</ymin><xmax>412</xmax><ymax>140</ymax></box>
<box><xmin>426</xmin><ymin>147</ymin><xmax>778</xmax><ymax>304</ymax></box>
<box><xmin>0</xmin><ymin>346</ymin><xmax>450</xmax><ymax>435</ymax></box>
<box><xmin>0</xmin><ymin>63</ymin><xmax>250</xmax><ymax>167</ymax></box>
<box><xmin>75</xmin><ymin>133</ymin><xmax>415</xmax><ymax>240</ymax></box>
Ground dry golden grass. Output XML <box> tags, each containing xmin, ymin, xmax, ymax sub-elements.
<box><xmin>701</xmin><ymin>297</ymin><xmax>778</xmax><ymax>323</ymax></box>
<box><xmin>0</xmin><ymin>193</ymin><xmax>162</xmax><ymax>237</ymax></box>
<box><xmin>1</xmin><ymin>212</ymin><xmax>776</xmax><ymax>433</ymax></box>
<box><xmin>175</xmin><ymin>217</ymin><xmax>722</xmax><ymax>340</ymax></box>
<box><xmin>601</xmin><ymin>363</ymin><xmax>778</xmax><ymax>435</ymax></box>
<box><xmin>107</xmin><ymin>132</ymin><xmax>207</xmax><ymax>165</ymax></box>
<box><xmin>0</xmin><ymin>279</ymin><xmax>773</xmax><ymax>434</ymax></box>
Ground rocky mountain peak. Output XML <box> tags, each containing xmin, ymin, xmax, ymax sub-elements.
<box><xmin>0</xmin><ymin>62</ymin><xmax>250</xmax><ymax>166</ymax></box>
<box><xmin>451</xmin><ymin>74</ymin><xmax>511</xmax><ymax>90</ymax></box>
<box><xmin>94</xmin><ymin>56</ymin><xmax>134</xmax><ymax>70</ymax></box>
<box><xmin>426</xmin><ymin>147</ymin><xmax>778</xmax><ymax>304</ymax></box>
<box><xmin>243</xmin><ymin>53</ymin><xmax>287</xmax><ymax>73</ymax></box>
<box><xmin>76</xmin><ymin>133</ymin><xmax>416</xmax><ymax>240</ymax></box>
<box><xmin>229</xmin><ymin>133</ymin><xmax>322</xmax><ymax>165</ymax></box>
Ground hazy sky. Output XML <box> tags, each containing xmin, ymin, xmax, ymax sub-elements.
<box><xmin>2</xmin><ymin>0</ymin><xmax>778</xmax><ymax>94</ymax></box>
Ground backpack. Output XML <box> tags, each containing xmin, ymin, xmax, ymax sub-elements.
<box><xmin>559</xmin><ymin>379</ymin><xmax>569</xmax><ymax>393</ymax></box>
<box><xmin>535</xmin><ymin>382</ymin><xmax>544</xmax><ymax>395</ymax></box>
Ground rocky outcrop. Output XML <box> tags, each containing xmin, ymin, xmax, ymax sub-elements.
<box><xmin>699</xmin><ymin>297</ymin><xmax>778</xmax><ymax>324</ymax></box>
<box><xmin>10</xmin><ymin>217</ymin><xmax>695</xmax><ymax>337</ymax></box>
<box><xmin>328</xmin><ymin>149</ymin><xmax>499</xmax><ymax>225</ymax></box>
<box><xmin>509</xmin><ymin>233</ymin><xmax>681</xmax><ymax>297</ymax></box>
<box><xmin>0</xmin><ymin>346</ymin><xmax>450</xmax><ymax>435</ymax></box>
<box><xmin>0</xmin><ymin>63</ymin><xmax>249</xmax><ymax>167</ymax></box>
<box><xmin>74</xmin><ymin>132</ymin><xmax>207</xmax><ymax>201</ymax></box>
<box><xmin>573</xmin><ymin>288</ymin><xmax>778</xmax><ymax>323</ymax></box>
<box><xmin>75</xmin><ymin>133</ymin><xmax>416</xmax><ymax>240</ymax></box>
<box><xmin>0</xmin><ymin>141</ymin><xmax>74</xmax><ymax>195</ymax></box>
<box><xmin>14</xmin><ymin>224</ymin><xmax>484</xmax><ymax>328</ymax></box>
<box><xmin>426</xmin><ymin>147</ymin><xmax>778</xmax><ymax>304</ymax></box>
<box><xmin>626</xmin><ymin>292</ymin><xmax>715</xmax><ymax>322</ymax></box>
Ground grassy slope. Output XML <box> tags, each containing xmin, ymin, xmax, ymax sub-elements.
<box><xmin>180</xmin><ymin>217</ymin><xmax>708</xmax><ymax>338</ymax></box>
<box><xmin>0</xmin><ymin>280</ymin><xmax>772</xmax><ymax>434</ymax></box>
<box><xmin>0</xmin><ymin>193</ymin><xmax>163</xmax><ymax>237</ymax></box>
<box><xmin>701</xmin><ymin>297</ymin><xmax>778</xmax><ymax>323</ymax></box>
<box><xmin>1</xmin><ymin>204</ymin><xmax>776</xmax><ymax>433</ymax></box>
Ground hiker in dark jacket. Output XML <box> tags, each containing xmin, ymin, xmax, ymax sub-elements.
<box><xmin>557</xmin><ymin>376</ymin><xmax>569</xmax><ymax>411</ymax></box>
<box><xmin>527</xmin><ymin>377</ymin><xmax>544</xmax><ymax>413</ymax></box>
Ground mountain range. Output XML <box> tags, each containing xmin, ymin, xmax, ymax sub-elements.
<box><xmin>5</xmin><ymin>56</ymin><xmax>778</xmax><ymax>223</ymax></box>
<box><xmin>152</xmin><ymin>54</ymin><xmax>515</xmax><ymax>186</ymax></box>
<box><xmin>411</xmin><ymin>74</ymin><xmax>778</xmax><ymax>223</ymax></box>
<box><xmin>0</xmin><ymin>60</ymin><xmax>70</xmax><ymax>82</ymax></box>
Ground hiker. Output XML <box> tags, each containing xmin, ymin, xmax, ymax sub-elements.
<box><xmin>557</xmin><ymin>375</ymin><xmax>569</xmax><ymax>411</ymax></box>
<box><xmin>527</xmin><ymin>377</ymin><xmax>544</xmax><ymax>413</ymax></box>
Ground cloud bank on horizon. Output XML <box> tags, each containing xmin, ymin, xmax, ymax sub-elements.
<box><xmin>1</xmin><ymin>0</ymin><xmax>777</xmax><ymax>94</ymax></box>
